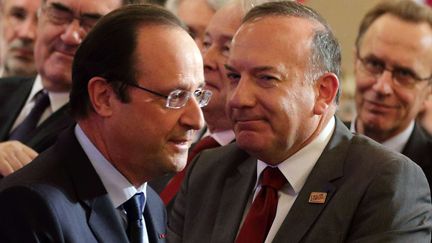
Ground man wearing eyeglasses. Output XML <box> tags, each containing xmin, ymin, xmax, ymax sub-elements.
<box><xmin>0</xmin><ymin>0</ymin><xmax>131</xmax><ymax>178</ymax></box>
<box><xmin>351</xmin><ymin>0</ymin><xmax>432</xmax><ymax>189</ymax></box>
<box><xmin>0</xmin><ymin>4</ymin><xmax>209</xmax><ymax>242</ymax></box>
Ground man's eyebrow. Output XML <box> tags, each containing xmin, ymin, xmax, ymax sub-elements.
<box><xmin>50</xmin><ymin>2</ymin><xmax>73</xmax><ymax>14</ymax></box>
<box><xmin>224</xmin><ymin>64</ymin><xmax>275</xmax><ymax>73</ymax></box>
<box><xmin>224</xmin><ymin>64</ymin><xmax>237</xmax><ymax>72</ymax></box>
<box><xmin>50</xmin><ymin>2</ymin><xmax>102</xmax><ymax>20</ymax></box>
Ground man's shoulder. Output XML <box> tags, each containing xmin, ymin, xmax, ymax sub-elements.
<box><xmin>192</xmin><ymin>142</ymin><xmax>249</xmax><ymax>169</ymax></box>
<box><xmin>0</xmin><ymin>76</ymin><xmax>35</xmax><ymax>89</ymax></box>
<box><xmin>0</xmin><ymin>148</ymin><xmax>69</xmax><ymax>192</ymax></box>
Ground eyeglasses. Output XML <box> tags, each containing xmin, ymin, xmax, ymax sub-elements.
<box><xmin>356</xmin><ymin>52</ymin><xmax>432</xmax><ymax>89</ymax></box>
<box><xmin>39</xmin><ymin>4</ymin><xmax>101</xmax><ymax>33</ymax></box>
<box><xmin>126</xmin><ymin>83</ymin><xmax>213</xmax><ymax>109</ymax></box>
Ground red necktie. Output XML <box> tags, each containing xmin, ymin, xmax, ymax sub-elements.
<box><xmin>236</xmin><ymin>167</ymin><xmax>287</xmax><ymax>243</ymax></box>
<box><xmin>160</xmin><ymin>136</ymin><xmax>219</xmax><ymax>205</ymax></box>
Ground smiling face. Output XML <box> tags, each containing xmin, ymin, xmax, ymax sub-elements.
<box><xmin>107</xmin><ymin>26</ymin><xmax>205</xmax><ymax>181</ymax></box>
<box><xmin>35</xmin><ymin>0</ymin><xmax>122</xmax><ymax>92</ymax></box>
<box><xmin>226</xmin><ymin>16</ymin><xmax>325</xmax><ymax>164</ymax></box>
<box><xmin>354</xmin><ymin>14</ymin><xmax>432</xmax><ymax>142</ymax></box>
<box><xmin>0</xmin><ymin>0</ymin><xmax>40</xmax><ymax>77</ymax></box>
<box><xmin>202</xmin><ymin>3</ymin><xmax>242</xmax><ymax>132</ymax></box>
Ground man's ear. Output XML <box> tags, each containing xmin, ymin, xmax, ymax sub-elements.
<box><xmin>87</xmin><ymin>77</ymin><xmax>115</xmax><ymax>117</ymax></box>
<box><xmin>313</xmin><ymin>72</ymin><xmax>339</xmax><ymax>115</ymax></box>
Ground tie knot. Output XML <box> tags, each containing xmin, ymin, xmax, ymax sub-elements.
<box><xmin>123</xmin><ymin>193</ymin><xmax>145</xmax><ymax>221</ymax></box>
<box><xmin>261</xmin><ymin>167</ymin><xmax>287</xmax><ymax>190</ymax></box>
<box><xmin>34</xmin><ymin>90</ymin><xmax>50</xmax><ymax>110</ymax></box>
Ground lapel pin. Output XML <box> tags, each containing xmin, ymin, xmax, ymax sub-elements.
<box><xmin>308</xmin><ymin>192</ymin><xmax>327</xmax><ymax>204</ymax></box>
<box><xmin>159</xmin><ymin>233</ymin><xmax>166</xmax><ymax>239</ymax></box>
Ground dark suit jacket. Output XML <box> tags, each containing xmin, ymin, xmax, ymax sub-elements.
<box><xmin>343</xmin><ymin>120</ymin><xmax>432</xmax><ymax>192</ymax></box>
<box><xmin>402</xmin><ymin>122</ymin><xmax>432</xmax><ymax>192</ymax></box>
<box><xmin>168</xmin><ymin>119</ymin><xmax>432</xmax><ymax>243</ymax></box>
<box><xmin>0</xmin><ymin>128</ymin><xmax>167</xmax><ymax>243</ymax></box>
<box><xmin>0</xmin><ymin>76</ymin><xmax>74</xmax><ymax>152</ymax></box>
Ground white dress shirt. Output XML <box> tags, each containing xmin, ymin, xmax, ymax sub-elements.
<box><xmin>240</xmin><ymin>117</ymin><xmax>335</xmax><ymax>243</ymax></box>
<box><xmin>350</xmin><ymin>117</ymin><xmax>414</xmax><ymax>153</ymax></box>
<box><xmin>75</xmin><ymin>125</ymin><xmax>149</xmax><ymax>243</ymax></box>
<box><xmin>10</xmin><ymin>75</ymin><xmax>69</xmax><ymax>131</ymax></box>
<box><xmin>203</xmin><ymin>129</ymin><xmax>235</xmax><ymax>146</ymax></box>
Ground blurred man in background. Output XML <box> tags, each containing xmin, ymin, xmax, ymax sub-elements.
<box><xmin>0</xmin><ymin>0</ymin><xmax>131</xmax><ymax>177</ymax></box>
<box><xmin>351</xmin><ymin>0</ymin><xmax>432</xmax><ymax>189</ymax></box>
<box><xmin>0</xmin><ymin>0</ymin><xmax>41</xmax><ymax>77</ymax></box>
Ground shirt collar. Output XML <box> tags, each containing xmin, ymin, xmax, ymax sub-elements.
<box><xmin>32</xmin><ymin>75</ymin><xmax>69</xmax><ymax>112</ymax></box>
<box><xmin>257</xmin><ymin>117</ymin><xmax>336</xmax><ymax>194</ymax></box>
<box><xmin>351</xmin><ymin>117</ymin><xmax>414</xmax><ymax>153</ymax></box>
<box><xmin>74</xmin><ymin>124</ymin><xmax>147</xmax><ymax>208</ymax></box>
<box><xmin>203</xmin><ymin>129</ymin><xmax>235</xmax><ymax>146</ymax></box>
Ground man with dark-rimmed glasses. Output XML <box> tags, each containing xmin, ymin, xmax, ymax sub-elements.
<box><xmin>351</xmin><ymin>0</ymin><xmax>432</xmax><ymax>189</ymax></box>
<box><xmin>0</xmin><ymin>0</ymin><xmax>132</xmax><ymax>178</ymax></box>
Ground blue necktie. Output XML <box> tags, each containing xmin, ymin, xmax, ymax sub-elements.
<box><xmin>123</xmin><ymin>192</ymin><xmax>145</xmax><ymax>243</ymax></box>
<box><xmin>9</xmin><ymin>91</ymin><xmax>50</xmax><ymax>142</ymax></box>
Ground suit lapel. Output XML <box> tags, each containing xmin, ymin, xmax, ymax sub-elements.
<box><xmin>144</xmin><ymin>188</ymin><xmax>167</xmax><ymax>242</ymax></box>
<box><xmin>273</xmin><ymin>119</ymin><xmax>353</xmax><ymax>243</ymax></box>
<box><xmin>27</xmin><ymin>104</ymin><xmax>75</xmax><ymax>152</ymax></box>
<box><xmin>212</xmin><ymin>152</ymin><xmax>257</xmax><ymax>243</ymax></box>
<box><xmin>58</xmin><ymin>128</ymin><xmax>129</xmax><ymax>243</ymax></box>
<box><xmin>402</xmin><ymin>122</ymin><xmax>430</xmax><ymax>168</ymax></box>
<box><xmin>0</xmin><ymin>77</ymin><xmax>34</xmax><ymax>140</ymax></box>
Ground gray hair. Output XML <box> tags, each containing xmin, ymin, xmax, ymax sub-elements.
<box><xmin>243</xmin><ymin>1</ymin><xmax>341</xmax><ymax>103</ymax></box>
<box><xmin>165</xmin><ymin>0</ymin><xmax>230</xmax><ymax>14</ymax></box>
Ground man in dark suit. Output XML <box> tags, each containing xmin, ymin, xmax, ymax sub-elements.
<box><xmin>0</xmin><ymin>3</ymin><xmax>210</xmax><ymax>242</ymax></box>
<box><xmin>0</xmin><ymin>0</ymin><xmax>135</xmax><ymax>177</ymax></box>
<box><xmin>349</xmin><ymin>0</ymin><xmax>432</xmax><ymax>191</ymax></box>
<box><xmin>168</xmin><ymin>2</ymin><xmax>432</xmax><ymax>242</ymax></box>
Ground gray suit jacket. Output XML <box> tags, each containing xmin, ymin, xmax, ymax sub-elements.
<box><xmin>168</xmin><ymin>119</ymin><xmax>432</xmax><ymax>243</ymax></box>
<box><xmin>0</xmin><ymin>128</ymin><xmax>167</xmax><ymax>243</ymax></box>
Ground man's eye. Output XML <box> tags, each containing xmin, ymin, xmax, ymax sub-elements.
<box><xmin>9</xmin><ymin>9</ymin><xmax>26</xmax><ymax>21</ymax></box>
<box><xmin>394</xmin><ymin>69</ymin><xmax>414</xmax><ymax>78</ymax></box>
<box><xmin>226</xmin><ymin>72</ymin><xmax>240</xmax><ymax>83</ymax></box>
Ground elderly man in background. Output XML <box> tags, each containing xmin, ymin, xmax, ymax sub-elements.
<box><xmin>168</xmin><ymin>1</ymin><xmax>432</xmax><ymax>242</ymax></box>
<box><xmin>165</xmin><ymin>0</ymin><xmax>229</xmax><ymax>52</ymax></box>
<box><xmin>351</xmin><ymin>0</ymin><xmax>432</xmax><ymax>189</ymax></box>
<box><xmin>0</xmin><ymin>0</ymin><xmax>133</xmax><ymax>178</ymax></box>
<box><xmin>0</xmin><ymin>3</ymin><xmax>209</xmax><ymax>242</ymax></box>
<box><xmin>0</xmin><ymin>0</ymin><xmax>41</xmax><ymax>77</ymax></box>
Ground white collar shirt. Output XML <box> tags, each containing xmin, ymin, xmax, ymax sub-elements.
<box><xmin>350</xmin><ymin>117</ymin><xmax>414</xmax><ymax>153</ymax></box>
<box><xmin>11</xmin><ymin>75</ymin><xmax>69</xmax><ymax>131</ymax></box>
<box><xmin>244</xmin><ymin>117</ymin><xmax>335</xmax><ymax>243</ymax></box>
<box><xmin>74</xmin><ymin>125</ymin><xmax>149</xmax><ymax>243</ymax></box>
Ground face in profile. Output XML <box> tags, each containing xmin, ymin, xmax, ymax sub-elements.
<box><xmin>34</xmin><ymin>0</ymin><xmax>122</xmax><ymax>92</ymax></box>
<box><xmin>0</xmin><ymin>0</ymin><xmax>41</xmax><ymax>77</ymax></box>
<box><xmin>354</xmin><ymin>14</ymin><xmax>432</xmax><ymax>141</ymax></box>
<box><xmin>177</xmin><ymin>0</ymin><xmax>215</xmax><ymax>52</ymax></box>
<box><xmin>201</xmin><ymin>3</ymin><xmax>242</xmax><ymax>132</ymax></box>
<box><xmin>226</xmin><ymin>17</ymin><xmax>322</xmax><ymax>164</ymax></box>
<box><xmin>108</xmin><ymin>26</ymin><xmax>205</xmax><ymax>180</ymax></box>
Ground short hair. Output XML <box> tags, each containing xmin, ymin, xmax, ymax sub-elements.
<box><xmin>41</xmin><ymin>0</ymin><xmax>137</xmax><ymax>5</ymax></box>
<box><xmin>165</xmin><ymin>0</ymin><xmax>229</xmax><ymax>14</ymax></box>
<box><xmin>356</xmin><ymin>0</ymin><xmax>432</xmax><ymax>49</ymax></box>
<box><xmin>70</xmin><ymin>4</ymin><xmax>185</xmax><ymax>119</ymax></box>
<box><xmin>243</xmin><ymin>1</ymin><xmax>342</xmax><ymax>103</ymax></box>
